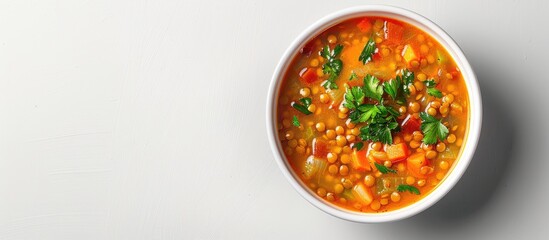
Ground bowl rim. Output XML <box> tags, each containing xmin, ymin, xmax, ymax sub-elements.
<box><xmin>266</xmin><ymin>5</ymin><xmax>482</xmax><ymax>223</ymax></box>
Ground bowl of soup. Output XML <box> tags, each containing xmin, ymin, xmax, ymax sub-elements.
<box><xmin>266</xmin><ymin>5</ymin><xmax>482</xmax><ymax>222</ymax></box>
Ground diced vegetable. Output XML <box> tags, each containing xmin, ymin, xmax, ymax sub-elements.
<box><xmin>300</xmin><ymin>40</ymin><xmax>315</xmax><ymax>56</ymax></box>
<box><xmin>406</xmin><ymin>152</ymin><xmax>429</xmax><ymax>178</ymax></box>
<box><xmin>357</xmin><ymin>18</ymin><xmax>372</xmax><ymax>32</ymax></box>
<box><xmin>326</xmin><ymin>88</ymin><xmax>345</xmax><ymax>109</ymax></box>
<box><xmin>312</xmin><ymin>138</ymin><xmax>328</xmax><ymax>159</ymax></box>
<box><xmin>351</xmin><ymin>148</ymin><xmax>372</xmax><ymax>172</ymax></box>
<box><xmin>341</xmin><ymin>189</ymin><xmax>355</xmax><ymax>201</ymax></box>
<box><xmin>299</xmin><ymin>68</ymin><xmax>318</xmax><ymax>84</ymax></box>
<box><xmin>401</xmin><ymin>44</ymin><xmax>417</xmax><ymax>63</ymax></box>
<box><xmin>385</xmin><ymin>143</ymin><xmax>409</xmax><ymax>162</ymax></box>
<box><xmin>436</xmin><ymin>50</ymin><xmax>447</xmax><ymax>64</ymax></box>
<box><xmin>372</xmin><ymin>51</ymin><xmax>383</xmax><ymax>61</ymax></box>
<box><xmin>352</xmin><ymin>182</ymin><xmax>374</xmax><ymax>205</ymax></box>
<box><xmin>384</xmin><ymin>21</ymin><xmax>404</xmax><ymax>44</ymax></box>
<box><xmin>440</xmin><ymin>145</ymin><xmax>459</xmax><ymax>159</ymax></box>
<box><xmin>302</xmin><ymin>155</ymin><xmax>327</xmax><ymax>181</ymax></box>
<box><xmin>369</xmin><ymin>150</ymin><xmax>389</xmax><ymax>162</ymax></box>
<box><xmin>376</xmin><ymin>177</ymin><xmax>405</xmax><ymax>195</ymax></box>
<box><xmin>401</xmin><ymin>114</ymin><xmax>421</xmax><ymax>134</ymax></box>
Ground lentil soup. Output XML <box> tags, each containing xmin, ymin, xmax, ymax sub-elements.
<box><xmin>276</xmin><ymin>17</ymin><xmax>469</xmax><ymax>213</ymax></box>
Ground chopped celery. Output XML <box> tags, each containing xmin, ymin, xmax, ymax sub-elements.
<box><xmin>302</xmin><ymin>156</ymin><xmax>327</xmax><ymax>182</ymax></box>
<box><xmin>440</xmin><ymin>145</ymin><xmax>459</xmax><ymax>159</ymax></box>
<box><xmin>302</xmin><ymin>126</ymin><xmax>314</xmax><ymax>142</ymax></box>
<box><xmin>341</xmin><ymin>189</ymin><xmax>355</xmax><ymax>201</ymax></box>
<box><xmin>436</xmin><ymin>50</ymin><xmax>447</xmax><ymax>64</ymax></box>
<box><xmin>376</xmin><ymin>177</ymin><xmax>405</xmax><ymax>195</ymax></box>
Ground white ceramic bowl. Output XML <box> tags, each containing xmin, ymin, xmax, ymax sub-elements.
<box><xmin>266</xmin><ymin>5</ymin><xmax>482</xmax><ymax>223</ymax></box>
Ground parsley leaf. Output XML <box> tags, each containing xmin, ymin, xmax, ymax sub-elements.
<box><xmin>349</xmin><ymin>71</ymin><xmax>358</xmax><ymax>80</ymax></box>
<box><xmin>420</xmin><ymin>112</ymin><xmax>449</xmax><ymax>144</ymax></box>
<box><xmin>344</xmin><ymin>86</ymin><xmax>365</xmax><ymax>110</ymax></box>
<box><xmin>375</xmin><ymin>162</ymin><xmax>397</xmax><ymax>174</ymax></box>
<box><xmin>383</xmin><ymin>77</ymin><xmax>401</xmax><ymax>101</ymax></box>
<box><xmin>423</xmin><ymin>79</ymin><xmax>443</xmax><ymax>98</ymax></box>
<box><xmin>400</xmin><ymin>69</ymin><xmax>415</xmax><ymax>95</ymax></box>
<box><xmin>291</xmin><ymin>97</ymin><xmax>313</xmax><ymax>115</ymax></box>
<box><xmin>397</xmin><ymin>184</ymin><xmax>421</xmax><ymax>195</ymax></box>
<box><xmin>359</xmin><ymin>119</ymin><xmax>399</xmax><ymax>144</ymax></box>
<box><xmin>320</xmin><ymin>44</ymin><xmax>344</xmax><ymax>90</ymax></box>
<box><xmin>427</xmin><ymin>88</ymin><xmax>443</xmax><ymax>98</ymax></box>
<box><xmin>352</xmin><ymin>142</ymin><xmax>364</xmax><ymax>151</ymax></box>
<box><xmin>363</xmin><ymin>75</ymin><xmax>384</xmax><ymax>102</ymax></box>
<box><xmin>423</xmin><ymin>79</ymin><xmax>436</xmax><ymax>88</ymax></box>
<box><xmin>292</xmin><ymin>115</ymin><xmax>300</xmax><ymax>127</ymax></box>
<box><xmin>359</xmin><ymin>37</ymin><xmax>376</xmax><ymax>64</ymax></box>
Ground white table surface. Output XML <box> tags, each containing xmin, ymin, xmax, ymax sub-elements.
<box><xmin>1</xmin><ymin>0</ymin><xmax>548</xmax><ymax>239</ymax></box>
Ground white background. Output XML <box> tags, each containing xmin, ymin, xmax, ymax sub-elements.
<box><xmin>0</xmin><ymin>0</ymin><xmax>547</xmax><ymax>239</ymax></box>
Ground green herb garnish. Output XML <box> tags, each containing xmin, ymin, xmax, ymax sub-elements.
<box><xmin>352</xmin><ymin>142</ymin><xmax>364</xmax><ymax>151</ymax></box>
<box><xmin>349</xmin><ymin>71</ymin><xmax>358</xmax><ymax>80</ymax></box>
<box><xmin>343</xmin><ymin>74</ymin><xmax>401</xmax><ymax>144</ymax></box>
<box><xmin>400</xmin><ymin>69</ymin><xmax>415</xmax><ymax>95</ymax></box>
<box><xmin>382</xmin><ymin>69</ymin><xmax>414</xmax><ymax>105</ymax></box>
<box><xmin>397</xmin><ymin>184</ymin><xmax>421</xmax><ymax>195</ymax></box>
<box><xmin>363</xmin><ymin>75</ymin><xmax>384</xmax><ymax>102</ymax></box>
<box><xmin>359</xmin><ymin>37</ymin><xmax>376</xmax><ymax>64</ymax></box>
<box><xmin>420</xmin><ymin>112</ymin><xmax>449</xmax><ymax>144</ymax></box>
<box><xmin>291</xmin><ymin>97</ymin><xmax>313</xmax><ymax>115</ymax></box>
<box><xmin>375</xmin><ymin>162</ymin><xmax>397</xmax><ymax>174</ymax></box>
<box><xmin>320</xmin><ymin>44</ymin><xmax>344</xmax><ymax>89</ymax></box>
<box><xmin>424</xmin><ymin>79</ymin><xmax>443</xmax><ymax>98</ymax></box>
<box><xmin>427</xmin><ymin>88</ymin><xmax>443</xmax><ymax>98</ymax></box>
<box><xmin>292</xmin><ymin>115</ymin><xmax>300</xmax><ymax>127</ymax></box>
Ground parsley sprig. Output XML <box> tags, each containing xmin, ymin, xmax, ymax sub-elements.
<box><xmin>343</xmin><ymin>75</ymin><xmax>401</xmax><ymax>144</ymax></box>
<box><xmin>320</xmin><ymin>44</ymin><xmax>344</xmax><ymax>90</ymax></box>
<box><xmin>382</xmin><ymin>69</ymin><xmax>415</xmax><ymax>105</ymax></box>
<box><xmin>375</xmin><ymin>162</ymin><xmax>397</xmax><ymax>174</ymax></box>
<box><xmin>291</xmin><ymin>97</ymin><xmax>313</xmax><ymax>115</ymax></box>
<box><xmin>424</xmin><ymin>79</ymin><xmax>443</xmax><ymax>98</ymax></box>
<box><xmin>397</xmin><ymin>184</ymin><xmax>421</xmax><ymax>195</ymax></box>
<box><xmin>359</xmin><ymin>37</ymin><xmax>376</xmax><ymax>64</ymax></box>
<box><xmin>292</xmin><ymin>115</ymin><xmax>300</xmax><ymax>127</ymax></box>
<box><xmin>420</xmin><ymin>112</ymin><xmax>449</xmax><ymax>144</ymax></box>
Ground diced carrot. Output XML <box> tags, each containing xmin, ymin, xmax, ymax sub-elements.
<box><xmin>352</xmin><ymin>182</ymin><xmax>374</xmax><ymax>205</ymax></box>
<box><xmin>401</xmin><ymin>114</ymin><xmax>421</xmax><ymax>134</ymax></box>
<box><xmin>384</xmin><ymin>21</ymin><xmax>404</xmax><ymax>44</ymax></box>
<box><xmin>299</xmin><ymin>68</ymin><xmax>318</xmax><ymax>85</ymax></box>
<box><xmin>351</xmin><ymin>148</ymin><xmax>371</xmax><ymax>172</ymax></box>
<box><xmin>312</xmin><ymin>138</ymin><xmax>328</xmax><ymax>159</ymax></box>
<box><xmin>406</xmin><ymin>152</ymin><xmax>430</xmax><ymax>178</ymax></box>
<box><xmin>357</xmin><ymin>18</ymin><xmax>372</xmax><ymax>32</ymax></box>
<box><xmin>385</xmin><ymin>143</ymin><xmax>409</xmax><ymax>163</ymax></box>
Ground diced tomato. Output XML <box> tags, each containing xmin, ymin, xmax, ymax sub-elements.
<box><xmin>401</xmin><ymin>114</ymin><xmax>421</xmax><ymax>134</ymax></box>
<box><xmin>299</xmin><ymin>68</ymin><xmax>318</xmax><ymax>84</ymax></box>
<box><xmin>385</xmin><ymin>143</ymin><xmax>409</xmax><ymax>163</ymax></box>
<box><xmin>351</xmin><ymin>148</ymin><xmax>371</xmax><ymax>172</ymax></box>
<box><xmin>406</xmin><ymin>152</ymin><xmax>430</xmax><ymax>178</ymax></box>
<box><xmin>357</xmin><ymin>18</ymin><xmax>372</xmax><ymax>32</ymax></box>
<box><xmin>384</xmin><ymin>21</ymin><xmax>404</xmax><ymax>44</ymax></box>
<box><xmin>372</xmin><ymin>51</ymin><xmax>383</xmax><ymax>61</ymax></box>
<box><xmin>312</xmin><ymin>138</ymin><xmax>328</xmax><ymax>159</ymax></box>
<box><xmin>449</xmin><ymin>67</ymin><xmax>460</xmax><ymax>78</ymax></box>
<box><xmin>300</xmin><ymin>40</ymin><xmax>315</xmax><ymax>56</ymax></box>
<box><xmin>352</xmin><ymin>183</ymin><xmax>374</xmax><ymax>205</ymax></box>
